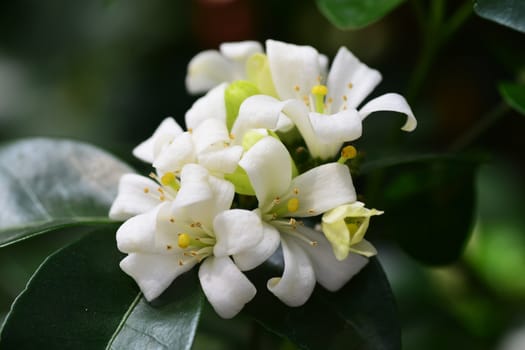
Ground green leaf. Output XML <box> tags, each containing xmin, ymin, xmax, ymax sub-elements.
<box><xmin>499</xmin><ymin>82</ymin><xmax>525</xmax><ymax>115</ymax></box>
<box><xmin>0</xmin><ymin>228</ymin><xmax>203</xmax><ymax>349</ymax></box>
<box><xmin>474</xmin><ymin>0</ymin><xmax>525</xmax><ymax>33</ymax></box>
<box><xmin>362</xmin><ymin>155</ymin><xmax>480</xmax><ymax>265</ymax></box>
<box><xmin>316</xmin><ymin>0</ymin><xmax>406</xmax><ymax>29</ymax></box>
<box><xmin>0</xmin><ymin>138</ymin><xmax>133</xmax><ymax>248</ymax></box>
<box><xmin>246</xmin><ymin>258</ymin><xmax>400</xmax><ymax>350</ymax></box>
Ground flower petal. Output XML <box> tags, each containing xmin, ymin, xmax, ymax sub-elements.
<box><xmin>358</xmin><ymin>93</ymin><xmax>417</xmax><ymax>132</ymax></box>
<box><xmin>285</xmin><ymin>163</ymin><xmax>356</xmax><ymax>217</ymax></box>
<box><xmin>152</xmin><ymin>132</ymin><xmax>196</xmax><ymax>173</ymax></box>
<box><xmin>220</xmin><ymin>41</ymin><xmax>262</xmax><ymax>62</ymax></box>
<box><xmin>199</xmin><ymin>256</ymin><xmax>256</xmax><ymax>319</ymax></box>
<box><xmin>327</xmin><ymin>46</ymin><xmax>382</xmax><ymax>110</ymax></box>
<box><xmin>133</xmin><ymin>117</ymin><xmax>183</xmax><ymax>163</ymax></box>
<box><xmin>267</xmin><ymin>235</ymin><xmax>316</xmax><ymax>307</ymax></box>
<box><xmin>175</xmin><ymin>164</ymin><xmax>214</xmax><ymax>209</ymax></box>
<box><xmin>198</xmin><ymin>145</ymin><xmax>243</xmax><ymax>175</ymax></box>
<box><xmin>213</xmin><ymin>209</ymin><xmax>263</xmax><ymax>257</ymax></box>
<box><xmin>266</xmin><ymin>39</ymin><xmax>322</xmax><ymax>100</ymax></box>
<box><xmin>231</xmin><ymin>95</ymin><xmax>283</xmax><ymax>143</ymax></box>
<box><xmin>349</xmin><ymin>239</ymin><xmax>378</xmax><ymax>257</ymax></box>
<box><xmin>186</xmin><ymin>52</ymin><xmax>234</xmax><ymax>94</ymax></box>
<box><xmin>109</xmin><ymin>174</ymin><xmax>162</xmax><ymax>221</ymax></box>
<box><xmin>116</xmin><ymin>206</ymin><xmax>159</xmax><ymax>253</ymax></box>
<box><xmin>293</xmin><ymin>225</ymin><xmax>369</xmax><ymax>291</ymax></box>
<box><xmin>185</xmin><ymin>83</ymin><xmax>227</xmax><ymax>130</ymax></box>
<box><xmin>233</xmin><ymin>221</ymin><xmax>281</xmax><ymax>271</ymax></box>
<box><xmin>239</xmin><ymin>136</ymin><xmax>292</xmax><ymax>211</ymax></box>
<box><xmin>120</xmin><ymin>252</ymin><xmax>196</xmax><ymax>301</ymax></box>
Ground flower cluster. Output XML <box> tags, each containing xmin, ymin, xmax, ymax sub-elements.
<box><xmin>110</xmin><ymin>40</ymin><xmax>416</xmax><ymax>319</ymax></box>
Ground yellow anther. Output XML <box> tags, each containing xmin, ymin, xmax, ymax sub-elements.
<box><xmin>341</xmin><ymin>145</ymin><xmax>357</xmax><ymax>160</ymax></box>
<box><xmin>287</xmin><ymin>198</ymin><xmax>300</xmax><ymax>213</ymax></box>
<box><xmin>311</xmin><ymin>85</ymin><xmax>328</xmax><ymax>96</ymax></box>
<box><xmin>348</xmin><ymin>83</ymin><xmax>353</xmax><ymax>89</ymax></box>
<box><xmin>294</xmin><ymin>85</ymin><xmax>300</xmax><ymax>92</ymax></box>
<box><xmin>143</xmin><ymin>188</ymin><xmax>150</xmax><ymax>194</ymax></box>
<box><xmin>178</xmin><ymin>233</ymin><xmax>191</xmax><ymax>249</ymax></box>
<box><xmin>161</xmin><ymin>172</ymin><xmax>176</xmax><ymax>186</ymax></box>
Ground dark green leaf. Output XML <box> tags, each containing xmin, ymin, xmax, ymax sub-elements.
<box><xmin>499</xmin><ymin>82</ymin><xmax>525</xmax><ymax>115</ymax></box>
<box><xmin>316</xmin><ymin>0</ymin><xmax>406</xmax><ymax>29</ymax></box>
<box><xmin>362</xmin><ymin>155</ymin><xmax>479</xmax><ymax>265</ymax></box>
<box><xmin>0</xmin><ymin>228</ymin><xmax>203</xmax><ymax>350</ymax></box>
<box><xmin>0</xmin><ymin>138</ymin><xmax>133</xmax><ymax>247</ymax></box>
<box><xmin>246</xmin><ymin>258</ymin><xmax>400</xmax><ymax>350</ymax></box>
<box><xmin>474</xmin><ymin>0</ymin><xmax>525</xmax><ymax>33</ymax></box>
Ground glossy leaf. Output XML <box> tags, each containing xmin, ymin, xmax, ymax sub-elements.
<box><xmin>0</xmin><ymin>138</ymin><xmax>133</xmax><ymax>247</ymax></box>
<box><xmin>246</xmin><ymin>258</ymin><xmax>400</xmax><ymax>350</ymax></box>
<box><xmin>316</xmin><ymin>0</ymin><xmax>406</xmax><ymax>29</ymax></box>
<box><xmin>474</xmin><ymin>0</ymin><xmax>525</xmax><ymax>33</ymax></box>
<box><xmin>499</xmin><ymin>82</ymin><xmax>525</xmax><ymax>115</ymax></box>
<box><xmin>361</xmin><ymin>155</ymin><xmax>479</xmax><ymax>265</ymax></box>
<box><xmin>0</xmin><ymin>228</ymin><xmax>203</xmax><ymax>349</ymax></box>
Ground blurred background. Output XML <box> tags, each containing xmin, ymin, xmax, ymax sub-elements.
<box><xmin>0</xmin><ymin>0</ymin><xmax>524</xmax><ymax>349</ymax></box>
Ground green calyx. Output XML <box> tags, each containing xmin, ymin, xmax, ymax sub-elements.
<box><xmin>225</xmin><ymin>80</ymin><xmax>260</xmax><ymax>131</ymax></box>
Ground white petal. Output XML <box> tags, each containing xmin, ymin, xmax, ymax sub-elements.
<box><xmin>175</xmin><ymin>164</ymin><xmax>213</xmax><ymax>209</ymax></box>
<box><xmin>186</xmin><ymin>52</ymin><xmax>234</xmax><ymax>94</ymax></box>
<box><xmin>266</xmin><ymin>40</ymin><xmax>322</xmax><ymax>100</ymax></box>
<box><xmin>309</xmin><ymin>109</ymin><xmax>362</xmax><ymax>143</ymax></box>
<box><xmin>199</xmin><ymin>256</ymin><xmax>256</xmax><ymax>319</ymax></box>
<box><xmin>231</xmin><ymin>95</ymin><xmax>283</xmax><ymax>143</ymax></box>
<box><xmin>116</xmin><ymin>207</ymin><xmax>159</xmax><ymax>253</ymax></box>
<box><xmin>120</xmin><ymin>252</ymin><xmax>196</xmax><ymax>301</ymax></box>
<box><xmin>192</xmin><ymin>118</ymin><xmax>230</xmax><ymax>154</ymax></box>
<box><xmin>292</xmin><ymin>226</ymin><xmax>369</xmax><ymax>291</ymax></box>
<box><xmin>220</xmin><ymin>41</ymin><xmax>262</xmax><ymax>62</ymax></box>
<box><xmin>185</xmin><ymin>83</ymin><xmax>227</xmax><ymax>130</ymax></box>
<box><xmin>213</xmin><ymin>209</ymin><xmax>263</xmax><ymax>257</ymax></box>
<box><xmin>267</xmin><ymin>236</ymin><xmax>316</xmax><ymax>307</ymax></box>
<box><xmin>133</xmin><ymin>117</ymin><xmax>183</xmax><ymax>163</ymax></box>
<box><xmin>198</xmin><ymin>145</ymin><xmax>243</xmax><ymax>174</ymax></box>
<box><xmin>233</xmin><ymin>221</ymin><xmax>281</xmax><ymax>271</ymax></box>
<box><xmin>153</xmin><ymin>132</ymin><xmax>196</xmax><ymax>173</ymax></box>
<box><xmin>327</xmin><ymin>47</ymin><xmax>382</xmax><ymax>110</ymax></box>
<box><xmin>286</xmin><ymin>163</ymin><xmax>356</xmax><ymax>217</ymax></box>
<box><xmin>109</xmin><ymin>174</ymin><xmax>161</xmax><ymax>221</ymax></box>
<box><xmin>239</xmin><ymin>136</ymin><xmax>292</xmax><ymax>211</ymax></box>
<box><xmin>358</xmin><ymin>93</ymin><xmax>417</xmax><ymax>132</ymax></box>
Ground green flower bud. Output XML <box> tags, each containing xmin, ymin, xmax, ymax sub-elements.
<box><xmin>225</xmin><ymin>80</ymin><xmax>260</xmax><ymax>131</ymax></box>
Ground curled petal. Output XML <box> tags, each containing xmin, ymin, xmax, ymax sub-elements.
<box><xmin>186</xmin><ymin>52</ymin><xmax>234</xmax><ymax>94</ymax></box>
<box><xmin>192</xmin><ymin>118</ymin><xmax>230</xmax><ymax>154</ymax></box>
<box><xmin>267</xmin><ymin>236</ymin><xmax>316</xmax><ymax>307</ymax></box>
<box><xmin>285</xmin><ymin>163</ymin><xmax>356</xmax><ymax>217</ymax></box>
<box><xmin>231</xmin><ymin>95</ymin><xmax>283</xmax><ymax>143</ymax></box>
<box><xmin>239</xmin><ymin>136</ymin><xmax>292</xmax><ymax>211</ymax></box>
<box><xmin>199</xmin><ymin>256</ymin><xmax>256</xmax><ymax>319</ymax></box>
<box><xmin>198</xmin><ymin>145</ymin><xmax>243</xmax><ymax>175</ymax></box>
<box><xmin>133</xmin><ymin>117</ymin><xmax>183</xmax><ymax>163</ymax></box>
<box><xmin>292</xmin><ymin>226</ymin><xmax>369</xmax><ymax>291</ymax></box>
<box><xmin>266</xmin><ymin>40</ymin><xmax>322</xmax><ymax>100</ymax></box>
<box><xmin>327</xmin><ymin>47</ymin><xmax>382</xmax><ymax>110</ymax></box>
<box><xmin>153</xmin><ymin>133</ymin><xmax>196</xmax><ymax>173</ymax></box>
<box><xmin>358</xmin><ymin>93</ymin><xmax>417</xmax><ymax>132</ymax></box>
<box><xmin>109</xmin><ymin>174</ymin><xmax>162</xmax><ymax>221</ymax></box>
<box><xmin>233</xmin><ymin>221</ymin><xmax>280</xmax><ymax>271</ymax></box>
<box><xmin>116</xmin><ymin>206</ymin><xmax>160</xmax><ymax>253</ymax></box>
<box><xmin>120</xmin><ymin>252</ymin><xmax>196</xmax><ymax>301</ymax></box>
<box><xmin>220</xmin><ymin>41</ymin><xmax>262</xmax><ymax>62</ymax></box>
<box><xmin>185</xmin><ymin>83</ymin><xmax>227</xmax><ymax>130</ymax></box>
<box><xmin>213</xmin><ymin>209</ymin><xmax>263</xmax><ymax>257</ymax></box>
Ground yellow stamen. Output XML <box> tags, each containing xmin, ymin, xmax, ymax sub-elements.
<box><xmin>311</xmin><ymin>85</ymin><xmax>328</xmax><ymax>96</ymax></box>
<box><xmin>160</xmin><ymin>172</ymin><xmax>180</xmax><ymax>191</ymax></box>
<box><xmin>178</xmin><ymin>233</ymin><xmax>191</xmax><ymax>249</ymax></box>
<box><xmin>287</xmin><ymin>198</ymin><xmax>300</xmax><ymax>213</ymax></box>
<box><xmin>341</xmin><ymin>145</ymin><xmax>357</xmax><ymax>159</ymax></box>
<box><xmin>311</xmin><ymin>85</ymin><xmax>328</xmax><ymax>113</ymax></box>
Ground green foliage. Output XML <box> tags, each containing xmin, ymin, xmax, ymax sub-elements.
<box><xmin>316</xmin><ymin>0</ymin><xmax>406</xmax><ymax>29</ymax></box>
<box><xmin>0</xmin><ymin>138</ymin><xmax>133</xmax><ymax>248</ymax></box>
<box><xmin>499</xmin><ymin>82</ymin><xmax>525</xmax><ymax>115</ymax></box>
<box><xmin>474</xmin><ymin>0</ymin><xmax>525</xmax><ymax>33</ymax></box>
<box><xmin>246</xmin><ymin>258</ymin><xmax>400</xmax><ymax>350</ymax></box>
<box><xmin>362</xmin><ymin>155</ymin><xmax>480</xmax><ymax>265</ymax></box>
<box><xmin>0</xmin><ymin>229</ymin><xmax>203</xmax><ymax>350</ymax></box>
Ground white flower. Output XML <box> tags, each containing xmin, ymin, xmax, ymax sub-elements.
<box><xmin>132</xmin><ymin>116</ymin><xmax>243</xmax><ymax>177</ymax></box>
<box><xmin>186</xmin><ymin>41</ymin><xmax>262</xmax><ymax>95</ymax></box>
<box><xmin>322</xmin><ymin>202</ymin><xmax>383</xmax><ymax>261</ymax></box>
<box><xmin>116</xmin><ymin>164</ymin><xmax>266</xmax><ymax>319</ymax></box>
<box><xmin>185</xmin><ymin>39</ymin><xmax>417</xmax><ymax>159</ymax></box>
<box><xmin>236</xmin><ymin>136</ymin><xmax>368</xmax><ymax>306</ymax></box>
